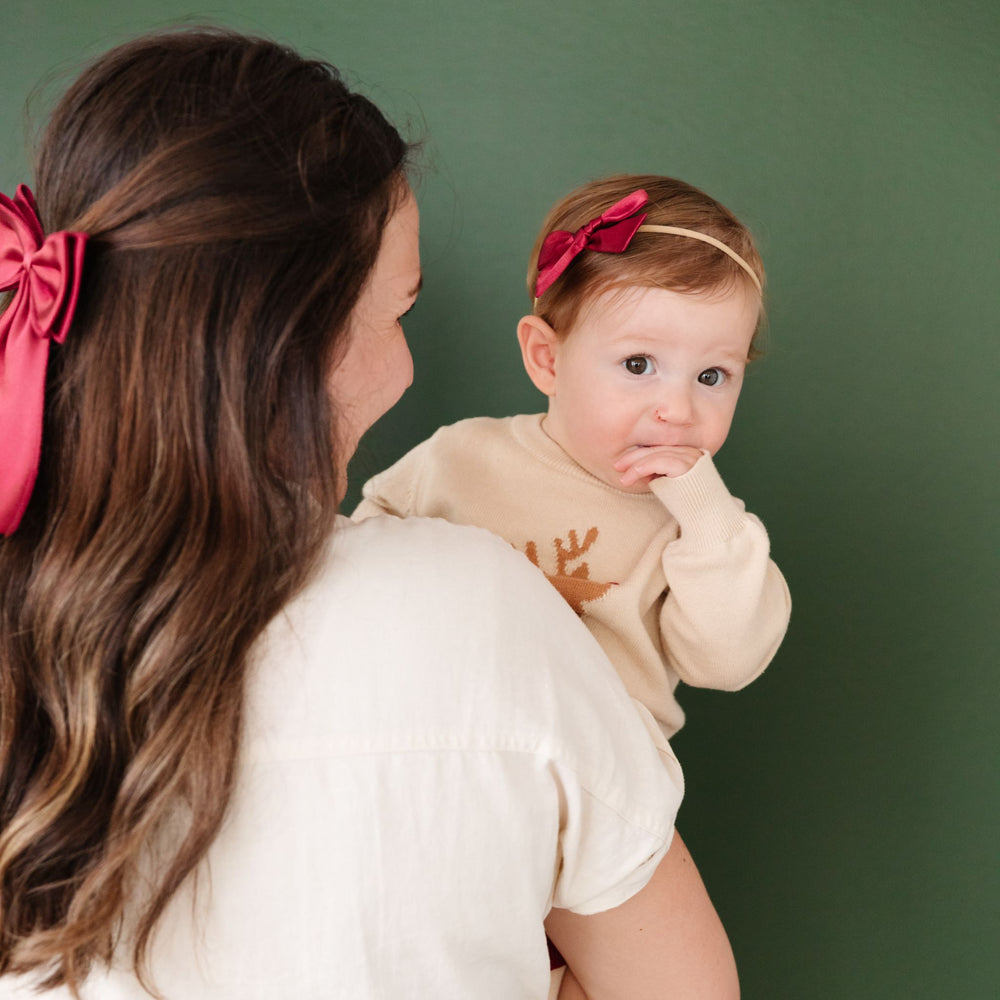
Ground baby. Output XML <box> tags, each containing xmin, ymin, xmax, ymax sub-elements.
<box><xmin>353</xmin><ymin>174</ymin><xmax>791</xmax><ymax>745</ymax></box>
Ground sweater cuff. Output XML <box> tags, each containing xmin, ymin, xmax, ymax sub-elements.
<box><xmin>649</xmin><ymin>452</ymin><xmax>746</xmax><ymax>549</ymax></box>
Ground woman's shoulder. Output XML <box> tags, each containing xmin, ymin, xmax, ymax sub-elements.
<box><xmin>337</xmin><ymin>505</ymin><xmax>509</xmax><ymax>549</ymax></box>
<box><xmin>329</xmin><ymin>511</ymin><xmax>544</xmax><ymax>601</ymax></box>
<box><xmin>260</xmin><ymin>514</ymin><xmax>575</xmax><ymax>714</ymax></box>
<box><xmin>255</xmin><ymin>515</ymin><xmax>669</xmax><ymax>795</ymax></box>
<box><xmin>319</xmin><ymin>513</ymin><xmax>582</xmax><ymax>664</ymax></box>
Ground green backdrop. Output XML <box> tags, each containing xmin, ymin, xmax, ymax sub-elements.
<box><xmin>2</xmin><ymin>2</ymin><xmax>997</xmax><ymax>996</ymax></box>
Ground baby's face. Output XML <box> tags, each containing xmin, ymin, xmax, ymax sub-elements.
<box><xmin>543</xmin><ymin>284</ymin><xmax>758</xmax><ymax>492</ymax></box>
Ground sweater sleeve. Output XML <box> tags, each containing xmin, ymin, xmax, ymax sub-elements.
<box><xmin>649</xmin><ymin>453</ymin><xmax>791</xmax><ymax>691</ymax></box>
<box><xmin>350</xmin><ymin>441</ymin><xmax>428</xmax><ymax>521</ymax></box>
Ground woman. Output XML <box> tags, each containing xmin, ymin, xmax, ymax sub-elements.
<box><xmin>0</xmin><ymin>29</ymin><xmax>737</xmax><ymax>999</ymax></box>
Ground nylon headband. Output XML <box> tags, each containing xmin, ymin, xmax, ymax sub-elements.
<box><xmin>636</xmin><ymin>224</ymin><xmax>762</xmax><ymax>294</ymax></box>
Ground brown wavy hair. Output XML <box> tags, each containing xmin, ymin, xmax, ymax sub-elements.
<box><xmin>0</xmin><ymin>28</ymin><xmax>409</xmax><ymax>992</ymax></box>
<box><xmin>527</xmin><ymin>174</ymin><xmax>766</xmax><ymax>354</ymax></box>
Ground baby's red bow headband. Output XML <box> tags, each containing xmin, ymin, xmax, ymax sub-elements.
<box><xmin>534</xmin><ymin>188</ymin><xmax>762</xmax><ymax>300</ymax></box>
<box><xmin>0</xmin><ymin>185</ymin><xmax>88</xmax><ymax>535</ymax></box>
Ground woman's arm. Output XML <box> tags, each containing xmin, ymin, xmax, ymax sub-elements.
<box><xmin>546</xmin><ymin>831</ymin><xmax>739</xmax><ymax>1000</ymax></box>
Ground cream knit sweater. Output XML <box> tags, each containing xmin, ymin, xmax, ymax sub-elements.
<box><xmin>354</xmin><ymin>413</ymin><xmax>790</xmax><ymax>737</ymax></box>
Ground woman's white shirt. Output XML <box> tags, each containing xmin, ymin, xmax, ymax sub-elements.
<box><xmin>2</xmin><ymin>515</ymin><xmax>682</xmax><ymax>1000</ymax></box>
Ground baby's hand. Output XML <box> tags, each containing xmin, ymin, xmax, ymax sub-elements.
<box><xmin>614</xmin><ymin>446</ymin><xmax>704</xmax><ymax>487</ymax></box>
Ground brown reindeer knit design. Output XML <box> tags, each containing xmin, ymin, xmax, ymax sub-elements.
<box><xmin>524</xmin><ymin>528</ymin><xmax>615</xmax><ymax>614</ymax></box>
<box><xmin>354</xmin><ymin>413</ymin><xmax>790</xmax><ymax>739</ymax></box>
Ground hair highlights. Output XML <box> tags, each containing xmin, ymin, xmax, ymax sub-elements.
<box><xmin>0</xmin><ymin>28</ymin><xmax>409</xmax><ymax>991</ymax></box>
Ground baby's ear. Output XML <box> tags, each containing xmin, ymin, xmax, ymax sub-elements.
<box><xmin>517</xmin><ymin>315</ymin><xmax>559</xmax><ymax>396</ymax></box>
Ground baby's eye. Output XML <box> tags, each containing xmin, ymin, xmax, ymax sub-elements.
<box><xmin>623</xmin><ymin>356</ymin><xmax>653</xmax><ymax>376</ymax></box>
<box><xmin>697</xmin><ymin>367</ymin><xmax>726</xmax><ymax>386</ymax></box>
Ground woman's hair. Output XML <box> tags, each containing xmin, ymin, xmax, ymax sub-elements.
<box><xmin>527</xmin><ymin>174</ymin><xmax>766</xmax><ymax>350</ymax></box>
<box><xmin>0</xmin><ymin>27</ymin><xmax>409</xmax><ymax>991</ymax></box>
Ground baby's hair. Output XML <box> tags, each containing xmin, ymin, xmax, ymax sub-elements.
<box><xmin>527</xmin><ymin>174</ymin><xmax>766</xmax><ymax>352</ymax></box>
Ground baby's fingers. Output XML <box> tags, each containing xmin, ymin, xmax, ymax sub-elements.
<box><xmin>615</xmin><ymin>446</ymin><xmax>702</xmax><ymax>485</ymax></box>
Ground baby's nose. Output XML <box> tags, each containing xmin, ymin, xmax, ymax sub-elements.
<box><xmin>654</xmin><ymin>386</ymin><xmax>693</xmax><ymax>424</ymax></box>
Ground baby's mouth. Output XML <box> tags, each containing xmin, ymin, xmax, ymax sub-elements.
<box><xmin>629</xmin><ymin>441</ymin><xmax>693</xmax><ymax>451</ymax></box>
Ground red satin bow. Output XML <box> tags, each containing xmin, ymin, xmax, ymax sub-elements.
<box><xmin>0</xmin><ymin>185</ymin><xmax>87</xmax><ymax>535</ymax></box>
<box><xmin>534</xmin><ymin>189</ymin><xmax>649</xmax><ymax>298</ymax></box>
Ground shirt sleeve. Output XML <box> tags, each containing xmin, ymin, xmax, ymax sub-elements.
<box><xmin>650</xmin><ymin>452</ymin><xmax>792</xmax><ymax>690</ymax></box>
<box><xmin>550</xmin><ymin>696</ymin><xmax>683</xmax><ymax>914</ymax></box>
<box><xmin>464</xmin><ymin>534</ymin><xmax>684</xmax><ymax>916</ymax></box>
<box><xmin>377</xmin><ymin>517</ymin><xmax>685</xmax><ymax>919</ymax></box>
<box><xmin>352</xmin><ymin>470</ymin><xmax>685</xmax><ymax>915</ymax></box>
